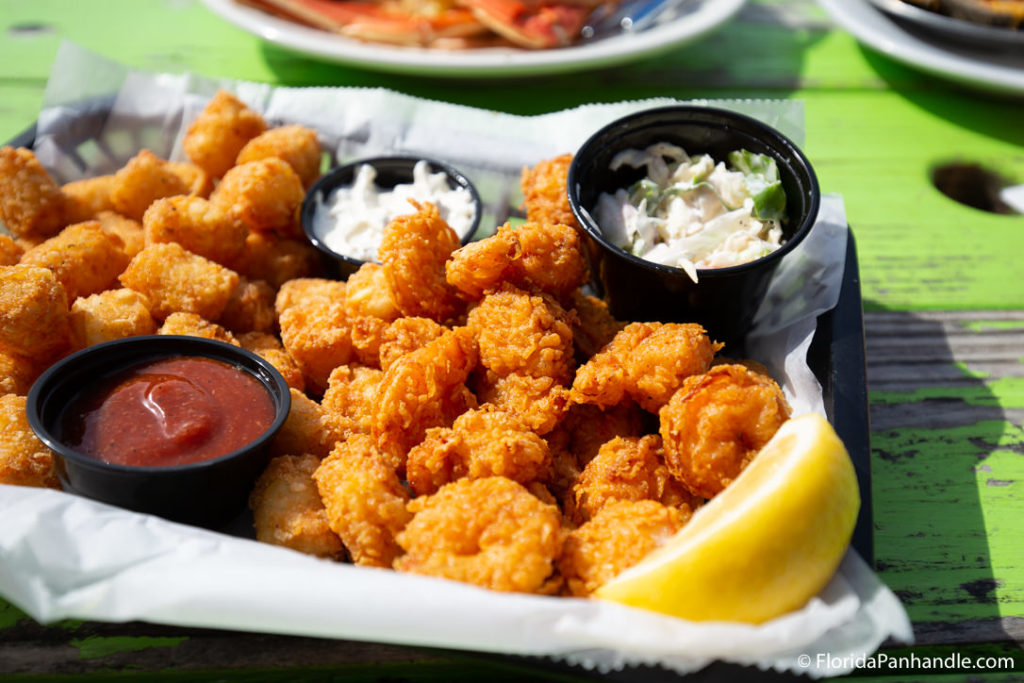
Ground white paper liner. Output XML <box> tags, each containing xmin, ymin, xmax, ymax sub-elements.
<box><xmin>2</xmin><ymin>41</ymin><xmax>913</xmax><ymax>679</ymax></box>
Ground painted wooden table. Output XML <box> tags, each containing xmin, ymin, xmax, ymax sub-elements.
<box><xmin>2</xmin><ymin>0</ymin><xmax>1023</xmax><ymax>679</ymax></box>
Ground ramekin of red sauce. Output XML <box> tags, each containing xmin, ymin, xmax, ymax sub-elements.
<box><xmin>27</xmin><ymin>336</ymin><xmax>291</xmax><ymax>528</ymax></box>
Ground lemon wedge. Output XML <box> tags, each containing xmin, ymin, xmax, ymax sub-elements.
<box><xmin>595</xmin><ymin>413</ymin><xmax>860</xmax><ymax>624</ymax></box>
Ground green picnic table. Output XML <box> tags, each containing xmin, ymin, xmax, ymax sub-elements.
<box><xmin>1</xmin><ymin>0</ymin><xmax>1023</xmax><ymax>680</ymax></box>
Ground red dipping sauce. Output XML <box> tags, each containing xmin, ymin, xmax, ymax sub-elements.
<box><xmin>61</xmin><ymin>356</ymin><xmax>276</xmax><ymax>467</ymax></box>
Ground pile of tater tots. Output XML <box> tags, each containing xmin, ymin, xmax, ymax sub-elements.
<box><xmin>0</xmin><ymin>91</ymin><xmax>792</xmax><ymax>599</ymax></box>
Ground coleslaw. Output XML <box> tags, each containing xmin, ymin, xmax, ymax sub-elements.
<box><xmin>593</xmin><ymin>142</ymin><xmax>787</xmax><ymax>283</ymax></box>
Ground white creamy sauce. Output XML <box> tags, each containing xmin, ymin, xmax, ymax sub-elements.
<box><xmin>314</xmin><ymin>160</ymin><xmax>476</xmax><ymax>262</ymax></box>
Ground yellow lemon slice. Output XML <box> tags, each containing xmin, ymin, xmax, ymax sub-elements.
<box><xmin>595</xmin><ymin>413</ymin><xmax>860</xmax><ymax>624</ymax></box>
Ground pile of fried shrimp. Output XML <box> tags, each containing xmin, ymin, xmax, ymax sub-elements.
<box><xmin>0</xmin><ymin>90</ymin><xmax>793</xmax><ymax>599</ymax></box>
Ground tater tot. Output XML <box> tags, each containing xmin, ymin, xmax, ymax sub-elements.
<box><xmin>279</xmin><ymin>300</ymin><xmax>353</xmax><ymax>395</ymax></box>
<box><xmin>158</xmin><ymin>312</ymin><xmax>238</xmax><ymax>344</ymax></box>
<box><xmin>217</xmin><ymin>277</ymin><xmax>276</xmax><ymax>334</ymax></box>
<box><xmin>0</xmin><ymin>146</ymin><xmax>68</xmax><ymax>239</ymax></box>
<box><xmin>109</xmin><ymin>149</ymin><xmax>191</xmax><ymax>221</ymax></box>
<box><xmin>69</xmin><ymin>288</ymin><xmax>156</xmax><ymax>348</ymax></box>
<box><xmin>236</xmin><ymin>124</ymin><xmax>322</xmax><ymax>189</ymax></box>
<box><xmin>142</xmin><ymin>194</ymin><xmax>248</xmax><ymax>265</ymax></box>
<box><xmin>271</xmin><ymin>388</ymin><xmax>339</xmax><ymax>459</ymax></box>
<box><xmin>250</xmin><ymin>454</ymin><xmax>344</xmax><ymax>559</ymax></box>
<box><xmin>95</xmin><ymin>211</ymin><xmax>145</xmax><ymax>258</ymax></box>
<box><xmin>237</xmin><ymin>331</ymin><xmax>306</xmax><ymax>392</ymax></box>
<box><xmin>119</xmin><ymin>242</ymin><xmax>240</xmax><ymax>322</ymax></box>
<box><xmin>183</xmin><ymin>90</ymin><xmax>268</xmax><ymax>179</ymax></box>
<box><xmin>167</xmin><ymin>160</ymin><xmax>213</xmax><ymax>198</ymax></box>
<box><xmin>0</xmin><ymin>394</ymin><xmax>60</xmax><ymax>488</ymax></box>
<box><xmin>228</xmin><ymin>231</ymin><xmax>321</xmax><ymax>289</ymax></box>
<box><xmin>20</xmin><ymin>221</ymin><xmax>129</xmax><ymax>302</ymax></box>
<box><xmin>0</xmin><ymin>349</ymin><xmax>40</xmax><ymax>397</ymax></box>
<box><xmin>0</xmin><ymin>235</ymin><xmax>24</xmax><ymax>266</ymax></box>
<box><xmin>62</xmin><ymin>174</ymin><xmax>117</xmax><ymax>223</ymax></box>
<box><xmin>210</xmin><ymin>158</ymin><xmax>304</xmax><ymax>238</ymax></box>
<box><xmin>0</xmin><ymin>264</ymin><xmax>70</xmax><ymax>363</ymax></box>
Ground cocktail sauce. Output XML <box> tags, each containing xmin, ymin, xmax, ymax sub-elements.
<box><xmin>61</xmin><ymin>355</ymin><xmax>275</xmax><ymax>467</ymax></box>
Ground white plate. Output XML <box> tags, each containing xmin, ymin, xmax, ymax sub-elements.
<box><xmin>818</xmin><ymin>0</ymin><xmax>1024</xmax><ymax>95</ymax></box>
<box><xmin>867</xmin><ymin>0</ymin><xmax>1024</xmax><ymax>50</ymax></box>
<box><xmin>201</xmin><ymin>0</ymin><xmax>746</xmax><ymax>77</ymax></box>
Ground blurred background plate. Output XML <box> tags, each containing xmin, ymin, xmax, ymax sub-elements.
<box><xmin>201</xmin><ymin>0</ymin><xmax>746</xmax><ymax>77</ymax></box>
<box><xmin>867</xmin><ymin>0</ymin><xmax>1024</xmax><ymax>50</ymax></box>
<box><xmin>819</xmin><ymin>0</ymin><xmax>1024</xmax><ymax>94</ymax></box>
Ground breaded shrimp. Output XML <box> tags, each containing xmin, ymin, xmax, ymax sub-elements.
<box><xmin>467</xmin><ymin>284</ymin><xmax>575</xmax><ymax>384</ymax></box>
<box><xmin>558</xmin><ymin>500</ymin><xmax>688</xmax><ymax>598</ymax></box>
<box><xmin>659</xmin><ymin>363</ymin><xmax>792</xmax><ymax>498</ymax></box>
<box><xmin>0</xmin><ymin>394</ymin><xmax>60</xmax><ymax>488</ymax></box>
<box><xmin>572</xmin><ymin>321</ymin><xmax>721</xmax><ymax>413</ymax></box>
<box><xmin>446</xmin><ymin>221</ymin><xmax>587</xmax><ymax>301</ymax></box>
<box><xmin>568</xmin><ymin>435</ymin><xmax>696</xmax><ymax>525</ymax></box>
<box><xmin>321</xmin><ymin>364</ymin><xmax>383</xmax><ymax>438</ymax></box>
<box><xmin>377</xmin><ymin>316</ymin><xmax>446</xmax><ymax>371</ymax></box>
<box><xmin>394</xmin><ymin>477</ymin><xmax>563</xmax><ymax>594</ymax></box>
<box><xmin>520</xmin><ymin>153</ymin><xmax>577</xmax><ymax>228</ymax></box>
<box><xmin>313</xmin><ymin>434</ymin><xmax>412</xmax><ymax>568</ymax></box>
<box><xmin>372</xmin><ymin>326</ymin><xmax>478</xmax><ymax>474</ymax></box>
<box><xmin>379</xmin><ymin>201</ymin><xmax>464</xmax><ymax>323</ymax></box>
<box><xmin>343</xmin><ymin>262</ymin><xmax>400</xmax><ymax>322</ymax></box>
<box><xmin>559</xmin><ymin>401</ymin><xmax>646</xmax><ymax>467</ymax></box>
<box><xmin>472</xmin><ymin>371</ymin><xmax>570</xmax><ymax>436</ymax></box>
<box><xmin>0</xmin><ymin>146</ymin><xmax>68</xmax><ymax>239</ymax></box>
<box><xmin>406</xmin><ymin>407</ymin><xmax>552</xmax><ymax>496</ymax></box>
<box><xmin>183</xmin><ymin>90</ymin><xmax>268</xmax><ymax>179</ymax></box>
<box><xmin>250</xmin><ymin>454</ymin><xmax>344</xmax><ymax>559</ymax></box>
<box><xmin>568</xmin><ymin>290</ymin><xmax>626</xmax><ymax>361</ymax></box>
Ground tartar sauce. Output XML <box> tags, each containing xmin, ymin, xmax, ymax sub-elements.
<box><xmin>593</xmin><ymin>143</ymin><xmax>787</xmax><ymax>283</ymax></box>
<box><xmin>314</xmin><ymin>160</ymin><xmax>477</xmax><ymax>262</ymax></box>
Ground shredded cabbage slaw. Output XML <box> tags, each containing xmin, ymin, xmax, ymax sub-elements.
<box><xmin>593</xmin><ymin>143</ymin><xmax>787</xmax><ymax>283</ymax></box>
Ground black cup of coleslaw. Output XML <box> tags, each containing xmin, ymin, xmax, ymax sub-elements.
<box><xmin>567</xmin><ymin>106</ymin><xmax>820</xmax><ymax>351</ymax></box>
<box><xmin>301</xmin><ymin>156</ymin><xmax>482</xmax><ymax>279</ymax></box>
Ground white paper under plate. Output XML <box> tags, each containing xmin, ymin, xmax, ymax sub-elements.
<box><xmin>1</xmin><ymin>42</ymin><xmax>912</xmax><ymax>679</ymax></box>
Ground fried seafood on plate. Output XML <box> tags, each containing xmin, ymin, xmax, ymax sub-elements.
<box><xmin>394</xmin><ymin>477</ymin><xmax>563</xmax><ymax>593</ymax></box>
<box><xmin>572</xmin><ymin>321</ymin><xmax>721</xmax><ymax>413</ymax></box>
<box><xmin>250</xmin><ymin>453</ymin><xmax>344</xmax><ymax>559</ymax></box>
<box><xmin>278</xmin><ymin>299</ymin><xmax>353</xmax><ymax>395</ymax></box>
<box><xmin>321</xmin><ymin>363</ymin><xmax>383</xmax><ymax>438</ymax></box>
<box><xmin>472</xmin><ymin>371</ymin><xmax>570</xmax><ymax>435</ymax></box>
<box><xmin>406</xmin><ymin>406</ymin><xmax>552</xmax><ymax>496</ymax></box>
<box><xmin>314</xmin><ymin>434</ymin><xmax>412</xmax><ymax>568</ymax></box>
<box><xmin>377</xmin><ymin>316</ymin><xmax>446</xmax><ymax>371</ymax></box>
<box><xmin>559</xmin><ymin>500</ymin><xmax>690</xmax><ymax>598</ymax></box>
<box><xmin>379</xmin><ymin>201</ymin><xmax>464</xmax><ymax>323</ymax></box>
<box><xmin>659</xmin><ymin>363</ymin><xmax>792</xmax><ymax>499</ymax></box>
<box><xmin>520</xmin><ymin>153</ymin><xmax>577</xmax><ymax>228</ymax></box>
<box><xmin>446</xmin><ymin>221</ymin><xmax>587</xmax><ymax>301</ymax></box>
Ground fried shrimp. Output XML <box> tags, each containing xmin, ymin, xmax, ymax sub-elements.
<box><xmin>472</xmin><ymin>371</ymin><xmax>570</xmax><ymax>435</ymax></box>
<box><xmin>568</xmin><ymin>435</ymin><xmax>695</xmax><ymax>525</ymax></box>
<box><xmin>467</xmin><ymin>284</ymin><xmax>575</xmax><ymax>384</ymax></box>
<box><xmin>394</xmin><ymin>477</ymin><xmax>563</xmax><ymax>593</ymax></box>
<box><xmin>659</xmin><ymin>363</ymin><xmax>792</xmax><ymax>499</ymax></box>
<box><xmin>520</xmin><ymin>153</ymin><xmax>577</xmax><ymax>228</ymax></box>
<box><xmin>445</xmin><ymin>221</ymin><xmax>587</xmax><ymax>301</ymax></box>
<box><xmin>558</xmin><ymin>500</ymin><xmax>688</xmax><ymax>598</ymax></box>
<box><xmin>572</xmin><ymin>321</ymin><xmax>721</xmax><ymax>413</ymax></box>
<box><xmin>379</xmin><ymin>201</ymin><xmax>464</xmax><ymax>323</ymax></box>
<box><xmin>406</xmin><ymin>407</ymin><xmax>552</xmax><ymax>496</ymax></box>
<box><xmin>372</xmin><ymin>326</ymin><xmax>478</xmax><ymax>473</ymax></box>
<box><xmin>314</xmin><ymin>434</ymin><xmax>412</xmax><ymax>568</ymax></box>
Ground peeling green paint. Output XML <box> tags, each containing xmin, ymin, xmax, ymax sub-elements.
<box><xmin>872</xmin><ymin>377</ymin><xmax>1024</xmax><ymax>410</ymax></box>
<box><xmin>70</xmin><ymin>635</ymin><xmax>189</xmax><ymax>661</ymax></box>
<box><xmin>963</xmin><ymin>320</ymin><xmax>1024</xmax><ymax>333</ymax></box>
